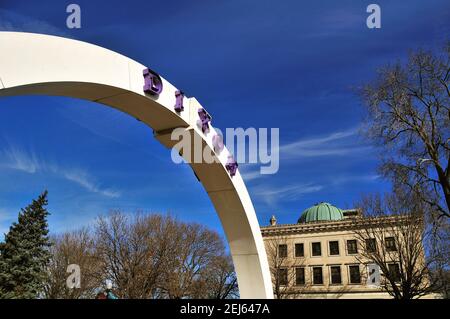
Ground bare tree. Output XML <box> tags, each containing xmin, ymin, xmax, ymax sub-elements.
<box><xmin>427</xmin><ymin>219</ymin><xmax>450</xmax><ymax>298</ymax></box>
<box><xmin>93</xmin><ymin>211</ymin><xmax>235</xmax><ymax>299</ymax></box>
<box><xmin>200</xmin><ymin>255</ymin><xmax>238</xmax><ymax>299</ymax></box>
<box><xmin>360</xmin><ymin>43</ymin><xmax>450</xmax><ymax>219</ymax></box>
<box><xmin>43</xmin><ymin>211</ymin><xmax>237</xmax><ymax>299</ymax></box>
<box><xmin>265</xmin><ymin>236</ymin><xmax>307</xmax><ymax>299</ymax></box>
<box><xmin>94</xmin><ymin>211</ymin><xmax>172</xmax><ymax>299</ymax></box>
<box><xmin>159</xmin><ymin>223</ymin><xmax>226</xmax><ymax>299</ymax></box>
<box><xmin>44</xmin><ymin>228</ymin><xmax>102</xmax><ymax>299</ymax></box>
<box><xmin>354</xmin><ymin>191</ymin><xmax>441</xmax><ymax>299</ymax></box>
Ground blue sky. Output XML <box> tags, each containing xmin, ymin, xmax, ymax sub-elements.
<box><xmin>0</xmin><ymin>0</ymin><xmax>449</xmax><ymax>241</ymax></box>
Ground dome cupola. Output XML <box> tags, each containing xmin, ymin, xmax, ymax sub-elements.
<box><xmin>298</xmin><ymin>202</ymin><xmax>344</xmax><ymax>223</ymax></box>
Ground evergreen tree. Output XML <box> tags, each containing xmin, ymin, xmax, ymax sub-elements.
<box><xmin>0</xmin><ymin>191</ymin><xmax>52</xmax><ymax>299</ymax></box>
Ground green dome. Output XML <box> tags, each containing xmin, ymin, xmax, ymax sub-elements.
<box><xmin>298</xmin><ymin>202</ymin><xmax>344</xmax><ymax>223</ymax></box>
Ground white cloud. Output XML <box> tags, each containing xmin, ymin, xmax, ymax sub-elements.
<box><xmin>252</xmin><ymin>183</ymin><xmax>323</xmax><ymax>206</ymax></box>
<box><xmin>60</xmin><ymin>169</ymin><xmax>121</xmax><ymax>198</ymax></box>
<box><xmin>0</xmin><ymin>145</ymin><xmax>121</xmax><ymax>198</ymax></box>
<box><xmin>330</xmin><ymin>174</ymin><xmax>381</xmax><ymax>185</ymax></box>
<box><xmin>2</xmin><ymin>145</ymin><xmax>40</xmax><ymax>173</ymax></box>
<box><xmin>279</xmin><ymin>126</ymin><xmax>371</xmax><ymax>159</ymax></box>
<box><xmin>239</xmin><ymin>163</ymin><xmax>269</xmax><ymax>182</ymax></box>
<box><xmin>283</xmin><ymin>128</ymin><xmax>357</xmax><ymax>149</ymax></box>
<box><xmin>0</xmin><ymin>9</ymin><xmax>68</xmax><ymax>36</ymax></box>
<box><xmin>241</xmin><ymin>170</ymin><xmax>265</xmax><ymax>181</ymax></box>
<box><xmin>237</xmin><ymin>127</ymin><xmax>373</xmax><ymax>182</ymax></box>
<box><xmin>248</xmin><ymin>173</ymin><xmax>380</xmax><ymax>206</ymax></box>
<box><xmin>249</xmin><ymin>175</ymin><xmax>381</xmax><ymax>208</ymax></box>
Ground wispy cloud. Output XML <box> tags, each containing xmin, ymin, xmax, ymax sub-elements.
<box><xmin>55</xmin><ymin>102</ymin><xmax>168</xmax><ymax>164</ymax></box>
<box><xmin>239</xmin><ymin>127</ymin><xmax>374</xmax><ymax>182</ymax></box>
<box><xmin>279</xmin><ymin>127</ymin><xmax>371</xmax><ymax>159</ymax></box>
<box><xmin>0</xmin><ymin>9</ymin><xmax>68</xmax><ymax>36</ymax></box>
<box><xmin>58</xmin><ymin>169</ymin><xmax>121</xmax><ymax>198</ymax></box>
<box><xmin>2</xmin><ymin>145</ymin><xmax>40</xmax><ymax>173</ymax></box>
<box><xmin>252</xmin><ymin>183</ymin><xmax>323</xmax><ymax>206</ymax></box>
<box><xmin>330</xmin><ymin>174</ymin><xmax>381</xmax><ymax>185</ymax></box>
<box><xmin>241</xmin><ymin>170</ymin><xmax>265</xmax><ymax>182</ymax></box>
<box><xmin>239</xmin><ymin>163</ymin><xmax>269</xmax><ymax>182</ymax></box>
<box><xmin>0</xmin><ymin>145</ymin><xmax>121</xmax><ymax>198</ymax></box>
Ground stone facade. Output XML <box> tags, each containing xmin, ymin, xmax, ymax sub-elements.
<box><xmin>261</xmin><ymin>206</ymin><xmax>436</xmax><ymax>299</ymax></box>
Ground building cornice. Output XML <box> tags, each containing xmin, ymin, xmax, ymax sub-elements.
<box><xmin>261</xmin><ymin>215</ymin><xmax>412</xmax><ymax>237</ymax></box>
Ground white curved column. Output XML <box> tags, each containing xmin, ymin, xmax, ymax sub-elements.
<box><xmin>0</xmin><ymin>32</ymin><xmax>273</xmax><ymax>299</ymax></box>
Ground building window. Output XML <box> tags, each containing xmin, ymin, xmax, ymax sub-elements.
<box><xmin>347</xmin><ymin>240</ymin><xmax>358</xmax><ymax>254</ymax></box>
<box><xmin>385</xmin><ymin>237</ymin><xmax>397</xmax><ymax>252</ymax></box>
<box><xmin>329</xmin><ymin>241</ymin><xmax>340</xmax><ymax>256</ymax></box>
<box><xmin>365</xmin><ymin>238</ymin><xmax>377</xmax><ymax>253</ymax></box>
<box><xmin>330</xmin><ymin>266</ymin><xmax>342</xmax><ymax>284</ymax></box>
<box><xmin>295</xmin><ymin>267</ymin><xmax>305</xmax><ymax>286</ymax></box>
<box><xmin>388</xmin><ymin>263</ymin><xmax>401</xmax><ymax>283</ymax></box>
<box><xmin>278</xmin><ymin>268</ymin><xmax>288</xmax><ymax>286</ymax></box>
<box><xmin>312</xmin><ymin>242</ymin><xmax>322</xmax><ymax>256</ymax></box>
<box><xmin>312</xmin><ymin>267</ymin><xmax>323</xmax><ymax>285</ymax></box>
<box><xmin>349</xmin><ymin>265</ymin><xmax>361</xmax><ymax>284</ymax></box>
<box><xmin>278</xmin><ymin>244</ymin><xmax>288</xmax><ymax>258</ymax></box>
<box><xmin>295</xmin><ymin>243</ymin><xmax>304</xmax><ymax>257</ymax></box>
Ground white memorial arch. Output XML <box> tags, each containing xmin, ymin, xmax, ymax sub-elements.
<box><xmin>0</xmin><ymin>32</ymin><xmax>273</xmax><ymax>299</ymax></box>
